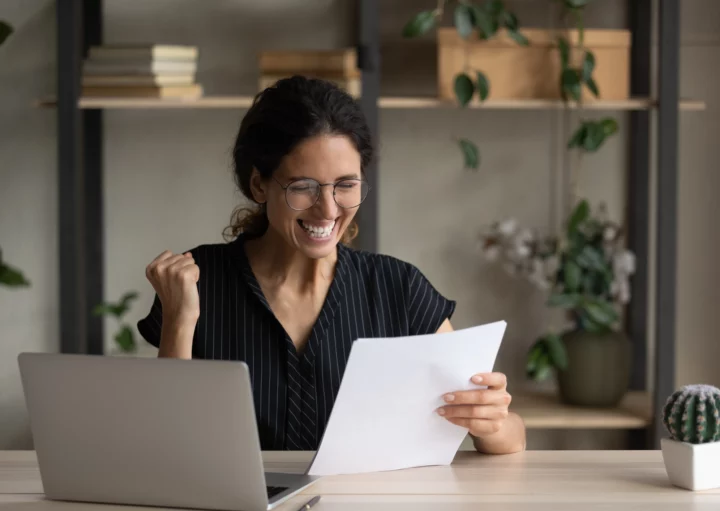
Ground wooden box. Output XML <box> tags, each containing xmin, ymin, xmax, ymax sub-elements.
<box><xmin>437</xmin><ymin>28</ymin><xmax>631</xmax><ymax>101</ymax></box>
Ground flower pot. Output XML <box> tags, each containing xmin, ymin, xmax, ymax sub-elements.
<box><xmin>437</xmin><ymin>28</ymin><xmax>631</xmax><ymax>101</ymax></box>
<box><xmin>661</xmin><ymin>437</ymin><xmax>720</xmax><ymax>490</ymax></box>
<box><xmin>556</xmin><ymin>329</ymin><xmax>631</xmax><ymax>407</ymax></box>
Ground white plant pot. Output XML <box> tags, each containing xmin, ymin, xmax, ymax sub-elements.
<box><xmin>661</xmin><ymin>437</ymin><xmax>720</xmax><ymax>490</ymax></box>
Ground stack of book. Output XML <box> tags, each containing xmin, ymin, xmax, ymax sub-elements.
<box><xmin>257</xmin><ymin>48</ymin><xmax>361</xmax><ymax>97</ymax></box>
<box><xmin>82</xmin><ymin>44</ymin><xmax>202</xmax><ymax>99</ymax></box>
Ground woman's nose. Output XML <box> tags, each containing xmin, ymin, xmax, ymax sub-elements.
<box><xmin>316</xmin><ymin>185</ymin><xmax>338</xmax><ymax>218</ymax></box>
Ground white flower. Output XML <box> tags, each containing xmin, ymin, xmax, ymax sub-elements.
<box><xmin>611</xmin><ymin>277</ymin><xmax>631</xmax><ymax>304</ymax></box>
<box><xmin>604</xmin><ymin>225</ymin><xmax>618</xmax><ymax>242</ymax></box>
<box><xmin>512</xmin><ymin>243</ymin><xmax>531</xmax><ymax>260</ymax></box>
<box><xmin>613</xmin><ymin>251</ymin><xmax>636</xmax><ymax>276</ymax></box>
<box><xmin>497</xmin><ymin>218</ymin><xmax>518</xmax><ymax>237</ymax></box>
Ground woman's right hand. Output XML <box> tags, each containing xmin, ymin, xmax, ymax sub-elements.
<box><xmin>145</xmin><ymin>250</ymin><xmax>200</xmax><ymax>325</ymax></box>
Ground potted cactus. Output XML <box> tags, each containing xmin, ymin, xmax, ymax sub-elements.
<box><xmin>661</xmin><ymin>384</ymin><xmax>720</xmax><ymax>491</ymax></box>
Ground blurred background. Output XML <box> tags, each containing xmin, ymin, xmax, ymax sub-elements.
<box><xmin>0</xmin><ymin>0</ymin><xmax>716</xmax><ymax>452</ymax></box>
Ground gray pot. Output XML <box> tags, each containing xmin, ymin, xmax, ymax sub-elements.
<box><xmin>556</xmin><ymin>329</ymin><xmax>632</xmax><ymax>407</ymax></box>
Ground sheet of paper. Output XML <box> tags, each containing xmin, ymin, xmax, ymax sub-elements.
<box><xmin>307</xmin><ymin>320</ymin><xmax>507</xmax><ymax>476</ymax></box>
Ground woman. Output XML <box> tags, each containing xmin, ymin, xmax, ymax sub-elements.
<box><xmin>138</xmin><ymin>76</ymin><xmax>525</xmax><ymax>454</ymax></box>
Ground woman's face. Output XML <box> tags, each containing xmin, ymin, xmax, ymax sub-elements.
<box><xmin>251</xmin><ymin>134</ymin><xmax>364</xmax><ymax>259</ymax></box>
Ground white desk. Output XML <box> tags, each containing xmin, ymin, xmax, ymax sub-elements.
<box><xmin>2</xmin><ymin>450</ymin><xmax>719</xmax><ymax>510</ymax></box>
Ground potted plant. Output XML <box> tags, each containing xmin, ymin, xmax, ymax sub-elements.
<box><xmin>93</xmin><ymin>291</ymin><xmax>140</xmax><ymax>355</ymax></box>
<box><xmin>479</xmin><ymin>199</ymin><xmax>636</xmax><ymax>406</ymax></box>
<box><xmin>661</xmin><ymin>384</ymin><xmax>720</xmax><ymax>491</ymax></box>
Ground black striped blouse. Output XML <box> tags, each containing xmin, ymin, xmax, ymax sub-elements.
<box><xmin>137</xmin><ymin>234</ymin><xmax>456</xmax><ymax>451</ymax></box>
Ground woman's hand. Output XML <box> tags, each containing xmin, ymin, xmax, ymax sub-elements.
<box><xmin>437</xmin><ymin>372</ymin><xmax>525</xmax><ymax>453</ymax></box>
<box><xmin>145</xmin><ymin>250</ymin><xmax>201</xmax><ymax>324</ymax></box>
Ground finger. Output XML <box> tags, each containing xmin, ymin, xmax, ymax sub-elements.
<box><xmin>437</xmin><ymin>404</ymin><xmax>508</xmax><ymax>420</ymax></box>
<box><xmin>178</xmin><ymin>263</ymin><xmax>200</xmax><ymax>283</ymax></box>
<box><xmin>469</xmin><ymin>372</ymin><xmax>507</xmax><ymax>390</ymax></box>
<box><xmin>446</xmin><ymin>418</ymin><xmax>503</xmax><ymax>436</ymax></box>
<box><xmin>155</xmin><ymin>254</ymin><xmax>187</xmax><ymax>272</ymax></box>
<box><xmin>150</xmin><ymin>250</ymin><xmax>174</xmax><ymax>265</ymax></box>
<box><xmin>443</xmin><ymin>389</ymin><xmax>510</xmax><ymax>406</ymax></box>
<box><xmin>168</xmin><ymin>257</ymin><xmax>196</xmax><ymax>273</ymax></box>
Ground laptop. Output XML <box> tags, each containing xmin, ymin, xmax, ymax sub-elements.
<box><xmin>17</xmin><ymin>352</ymin><xmax>321</xmax><ymax>511</ymax></box>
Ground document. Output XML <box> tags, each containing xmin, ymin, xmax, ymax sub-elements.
<box><xmin>307</xmin><ymin>320</ymin><xmax>507</xmax><ymax>476</ymax></box>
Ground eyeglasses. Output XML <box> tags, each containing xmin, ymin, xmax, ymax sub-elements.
<box><xmin>272</xmin><ymin>176</ymin><xmax>370</xmax><ymax>211</ymax></box>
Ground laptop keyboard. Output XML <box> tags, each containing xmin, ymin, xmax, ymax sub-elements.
<box><xmin>266</xmin><ymin>486</ymin><xmax>288</xmax><ymax>499</ymax></box>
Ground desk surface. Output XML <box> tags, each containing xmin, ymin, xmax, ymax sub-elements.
<box><xmin>1</xmin><ymin>450</ymin><xmax>719</xmax><ymax>510</ymax></box>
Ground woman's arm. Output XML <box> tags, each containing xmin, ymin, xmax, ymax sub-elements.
<box><xmin>158</xmin><ymin>318</ymin><xmax>196</xmax><ymax>359</ymax></box>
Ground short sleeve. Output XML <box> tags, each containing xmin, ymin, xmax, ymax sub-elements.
<box><xmin>137</xmin><ymin>293</ymin><xmax>164</xmax><ymax>349</ymax></box>
<box><xmin>406</xmin><ymin>265</ymin><xmax>456</xmax><ymax>335</ymax></box>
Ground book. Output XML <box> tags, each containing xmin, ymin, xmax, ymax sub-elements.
<box><xmin>82</xmin><ymin>74</ymin><xmax>196</xmax><ymax>87</ymax></box>
<box><xmin>87</xmin><ymin>45</ymin><xmax>198</xmax><ymax>61</ymax></box>
<box><xmin>258</xmin><ymin>49</ymin><xmax>360</xmax><ymax>78</ymax></box>
<box><xmin>259</xmin><ymin>75</ymin><xmax>361</xmax><ymax>97</ymax></box>
<box><xmin>83</xmin><ymin>59</ymin><xmax>197</xmax><ymax>76</ymax></box>
<box><xmin>81</xmin><ymin>84</ymin><xmax>203</xmax><ymax>99</ymax></box>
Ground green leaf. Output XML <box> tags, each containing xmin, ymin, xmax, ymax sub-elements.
<box><xmin>454</xmin><ymin>4</ymin><xmax>474</xmax><ymax>39</ymax></box>
<box><xmin>0</xmin><ymin>21</ymin><xmax>13</xmax><ymax>46</ymax></box>
<box><xmin>582</xmin><ymin>51</ymin><xmax>596</xmax><ymax>82</ymax></box>
<box><xmin>532</xmin><ymin>352</ymin><xmax>552</xmax><ymax>381</ymax></box>
<box><xmin>601</xmin><ymin>117</ymin><xmax>618</xmax><ymax>136</ymax></box>
<box><xmin>114</xmin><ymin>325</ymin><xmax>136</xmax><ymax>353</ymax></box>
<box><xmin>567</xmin><ymin>199</ymin><xmax>590</xmax><ymax>235</ymax></box>
<box><xmin>454</xmin><ymin>73</ymin><xmax>475</xmax><ymax>106</ymax></box>
<box><xmin>582</xmin><ymin>121</ymin><xmax>605</xmax><ymax>152</ymax></box>
<box><xmin>476</xmin><ymin>71</ymin><xmax>490</xmax><ymax>101</ymax></box>
<box><xmin>557</xmin><ymin>37</ymin><xmax>570</xmax><ymax>69</ymax></box>
<box><xmin>472</xmin><ymin>6</ymin><xmax>496</xmax><ymax>39</ymax></box>
<box><xmin>547</xmin><ymin>293</ymin><xmax>581</xmax><ymax>309</ymax></box>
<box><xmin>486</xmin><ymin>0</ymin><xmax>505</xmax><ymax>16</ymax></box>
<box><xmin>502</xmin><ymin>11</ymin><xmax>518</xmax><ymax>31</ymax></box>
<box><xmin>575</xmin><ymin>245</ymin><xmax>607</xmax><ymax>271</ymax></box>
<box><xmin>585</xmin><ymin>77</ymin><xmax>599</xmax><ymax>97</ymax></box>
<box><xmin>120</xmin><ymin>291</ymin><xmax>139</xmax><ymax>310</ymax></box>
<box><xmin>545</xmin><ymin>333</ymin><xmax>568</xmax><ymax>371</ymax></box>
<box><xmin>402</xmin><ymin>11</ymin><xmax>437</xmax><ymax>38</ymax></box>
<box><xmin>92</xmin><ymin>303</ymin><xmax>116</xmax><ymax>317</ymax></box>
<box><xmin>561</xmin><ymin>69</ymin><xmax>581</xmax><ymax>101</ymax></box>
<box><xmin>526</xmin><ymin>342</ymin><xmax>544</xmax><ymax>375</ymax></box>
<box><xmin>508</xmin><ymin>29</ymin><xmax>529</xmax><ymax>46</ymax></box>
<box><xmin>564</xmin><ymin>261</ymin><xmax>582</xmax><ymax>291</ymax></box>
<box><xmin>0</xmin><ymin>262</ymin><xmax>30</xmax><ymax>287</ymax></box>
<box><xmin>567</xmin><ymin>124</ymin><xmax>587</xmax><ymax>149</ymax></box>
<box><xmin>582</xmin><ymin>299</ymin><xmax>619</xmax><ymax>326</ymax></box>
<box><xmin>458</xmin><ymin>139</ymin><xmax>480</xmax><ymax>170</ymax></box>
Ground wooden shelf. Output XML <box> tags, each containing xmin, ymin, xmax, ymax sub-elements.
<box><xmin>36</xmin><ymin>96</ymin><xmax>707</xmax><ymax>111</ymax></box>
<box><xmin>509</xmin><ymin>390</ymin><xmax>652</xmax><ymax>429</ymax></box>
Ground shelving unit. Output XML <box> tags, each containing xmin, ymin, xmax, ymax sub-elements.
<box><xmin>54</xmin><ymin>0</ymin><xmax>692</xmax><ymax>449</ymax></box>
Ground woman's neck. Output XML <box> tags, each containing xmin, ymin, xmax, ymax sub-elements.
<box><xmin>244</xmin><ymin>228</ymin><xmax>337</xmax><ymax>293</ymax></box>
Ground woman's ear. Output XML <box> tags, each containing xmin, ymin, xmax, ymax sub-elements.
<box><xmin>249</xmin><ymin>168</ymin><xmax>268</xmax><ymax>204</ymax></box>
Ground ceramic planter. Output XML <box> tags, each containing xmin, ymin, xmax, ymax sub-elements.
<box><xmin>661</xmin><ymin>437</ymin><xmax>720</xmax><ymax>490</ymax></box>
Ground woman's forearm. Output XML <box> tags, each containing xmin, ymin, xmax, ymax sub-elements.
<box><xmin>471</xmin><ymin>412</ymin><xmax>526</xmax><ymax>454</ymax></box>
<box><xmin>158</xmin><ymin>316</ymin><xmax>196</xmax><ymax>359</ymax></box>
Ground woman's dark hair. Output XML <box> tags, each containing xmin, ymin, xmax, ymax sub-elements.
<box><xmin>224</xmin><ymin>75</ymin><xmax>374</xmax><ymax>244</ymax></box>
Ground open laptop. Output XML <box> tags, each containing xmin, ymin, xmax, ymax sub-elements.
<box><xmin>17</xmin><ymin>352</ymin><xmax>320</xmax><ymax>511</ymax></box>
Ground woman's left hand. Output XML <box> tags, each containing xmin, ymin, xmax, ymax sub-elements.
<box><xmin>436</xmin><ymin>372</ymin><xmax>512</xmax><ymax>438</ymax></box>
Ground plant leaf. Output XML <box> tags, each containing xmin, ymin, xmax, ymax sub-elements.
<box><xmin>586</xmin><ymin>77</ymin><xmax>599</xmax><ymax>97</ymax></box>
<box><xmin>567</xmin><ymin>124</ymin><xmax>587</xmax><ymax>149</ymax></box>
<box><xmin>557</xmin><ymin>37</ymin><xmax>570</xmax><ymax>69</ymax></box>
<box><xmin>547</xmin><ymin>293</ymin><xmax>581</xmax><ymax>308</ymax></box>
<box><xmin>532</xmin><ymin>352</ymin><xmax>552</xmax><ymax>381</ymax></box>
<box><xmin>567</xmin><ymin>199</ymin><xmax>590</xmax><ymax>235</ymax></box>
<box><xmin>114</xmin><ymin>325</ymin><xmax>136</xmax><ymax>353</ymax></box>
<box><xmin>502</xmin><ymin>11</ymin><xmax>518</xmax><ymax>31</ymax></box>
<box><xmin>564</xmin><ymin>260</ymin><xmax>582</xmax><ymax>291</ymax></box>
<box><xmin>526</xmin><ymin>341</ymin><xmax>544</xmax><ymax>376</ymax></box>
<box><xmin>582</xmin><ymin>299</ymin><xmax>619</xmax><ymax>326</ymax></box>
<box><xmin>508</xmin><ymin>29</ymin><xmax>529</xmax><ymax>46</ymax></box>
<box><xmin>545</xmin><ymin>333</ymin><xmax>568</xmax><ymax>371</ymax></box>
<box><xmin>458</xmin><ymin>139</ymin><xmax>480</xmax><ymax>170</ymax></box>
<box><xmin>0</xmin><ymin>21</ymin><xmax>13</xmax><ymax>46</ymax></box>
<box><xmin>561</xmin><ymin>69</ymin><xmax>581</xmax><ymax>101</ymax></box>
<box><xmin>454</xmin><ymin>4</ymin><xmax>474</xmax><ymax>39</ymax></box>
<box><xmin>472</xmin><ymin>6</ymin><xmax>496</xmax><ymax>39</ymax></box>
<box><xmin>582</xmin><ymin>51</ymin><xmax>596</xmax><ymax>82</ymax></box>
<box><xmin>476</xmin><ymin>71</ymin><xmax>490</xmax><ymax>101</ymax></box>
<box><xmin>576</xmin><ymin>245</ymin><xmax>607</xmax><ymax>271</ymax></box>
<box><xmin>402</xmin><ymin>11</ymin><xmax>437</xmax><ymax>38</ymax></box>
<box><xmin>454</xmin><ymin>72</ymin><xmax>475</xmax><ymax>106</ymax></box>
<box><xmin>0</xmin><ymin>262</ymin><xmax>30</xmax><ymax>287</ymax></box>
<box><xmin>486</xmin><ymin>0</ymin><xmax>505</xmax><ymax>16</ymax></box>
<box><xmin>92</xmin><ymin>303</ymin><xmax>115</xmax><ymax>316</ymax></box>
<box><xmin>582</xmin><ymin>121</ymin><xmax>605</xmax><ymax>152</ymax></box>
<box><xmin>601</xmin><ymin>117</ymin><xmax>619</xmax><ymax>136</ymax></box>
<box><xmin>120</xmin><ymin>291</ymin><xmax>139</xmax><ymax>310</ymax></box>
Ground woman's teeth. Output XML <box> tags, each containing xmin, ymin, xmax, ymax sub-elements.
<box><xmin>300</xmin><ymin>220</ymin><xmax>335</xmax><ymax>239</ymax></box>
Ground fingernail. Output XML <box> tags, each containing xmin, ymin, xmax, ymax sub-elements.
<box><xmin>472</xmin><ymin>375</ymin><xmax>483</xmax><ymax>384</ymax></box>
<box><xmin>444</xmin><ymin>394</ymin><xmax>455</xmax><ymax>402</ymax></box>
<box><xmin>437</xmin><ymin>408</ymin><xmax>446</xmax><ymax>416</ymax></box>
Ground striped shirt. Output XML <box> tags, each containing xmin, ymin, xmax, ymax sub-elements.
<box><xmin>137</xmin><ymin>233</ymin><xmax>456</xmax><ymax>451</ymax></box>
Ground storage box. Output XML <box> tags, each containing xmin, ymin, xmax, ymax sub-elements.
<box><xmin>437</xmin><ymin>28</ymin><xmax>630</xmax><ymax>101</ymax></box>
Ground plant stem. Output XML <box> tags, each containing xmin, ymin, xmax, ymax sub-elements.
<box><xmin>575</xmin><ymin>8</ymin><xmax>584</xmax><ymax>47</ymax></box>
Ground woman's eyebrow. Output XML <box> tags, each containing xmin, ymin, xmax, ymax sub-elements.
<box><xmin>287</xmin><ymin>173</ymin><xmax>360</xmax><ymax>182</ymax></box>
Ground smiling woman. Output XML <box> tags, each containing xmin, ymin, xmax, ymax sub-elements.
<box><xmin>137</xmin><ymin>76</ymin><xmax>525</xmax><ymax>454</ymax></box>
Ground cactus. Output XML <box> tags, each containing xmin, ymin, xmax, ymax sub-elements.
<box><xmin>663</xmin><ymin>384</ymin><xmax>720</xmax><ymax>444</ymax></box>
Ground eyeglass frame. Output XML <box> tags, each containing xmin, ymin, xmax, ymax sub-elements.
<box><xmin>271</xmin><ymin>175</ymin><xmax>371</xmax><ymax>211</ymax></box>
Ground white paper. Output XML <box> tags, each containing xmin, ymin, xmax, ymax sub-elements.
<box><xmin>307</xmin><ymin>320</ymin><xmax>507</xmax><ymax>476</ymax></box>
